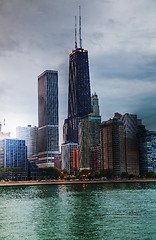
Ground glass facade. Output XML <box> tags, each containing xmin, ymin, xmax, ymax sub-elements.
<box><xmin>139</xmin><ymin>131</ymin><xmax>156</xmax><ymax>173</ymax></box>
<box><xmin>100</xmin><ymin>117</ymin><xmax>126</xmax><ymax>177</ymax></box>
<box><xmin>0</xmin><ymin>139</ymin><xmax>28</xmax><ymax>169</ymax></box>
<box><xmin>38</xmin><ymin>70</ymin><xmax>59</xmax><ymax>168</ymax></box>
<box><xmin>120</xmin><ymin>113</ymin><xmax>139</xmax><ymax>175</ymax></box>
<box><xmin>121</xmin><ymin>114</ymin><xmax>138</xmax><ymax>138</ymax></box>
<box><xmin>79</xmin><ymin>114</ymin><xmax>101</xmax><ymax>170</ymax></box>
<box><xmin>16</xmin><ymin>125</ymin><xmax>38</xmax><ymax>159</ymax></box>
<box><xmin>68</xmin><ymin>49</ymin><xmax>91</xmax><ymax>143</ymax></box>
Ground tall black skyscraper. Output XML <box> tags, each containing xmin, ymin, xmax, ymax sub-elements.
<box><xmin>67</xmin><ymin>9</ymin><xmax>91</xmax><ymax>143</ymax></box>
<box><xmin>38</xmin><ymin>70</ymin><xmax>59</xmax><ymax>168</ymax></box>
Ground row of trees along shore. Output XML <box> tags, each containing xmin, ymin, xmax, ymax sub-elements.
<box><xmin>0</xmin><ymin>167</ymin><xmax>156</xmax><ymax>181</ymax></box>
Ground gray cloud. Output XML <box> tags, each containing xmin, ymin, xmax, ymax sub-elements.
<box><xmin>0</xmin><ymin>0</ymin><xmax>156</xmax><ymax>143</ymax></box>
<box><xmin>90</xmin><ymin>52</ymin><xmax>156</xmax><ymax>81</ymax></box>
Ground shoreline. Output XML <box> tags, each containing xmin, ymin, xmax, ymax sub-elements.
<box><xmin>0</xmin><ymin>178</ymin><xmax>156</xmax><ymax>187</ymax></box>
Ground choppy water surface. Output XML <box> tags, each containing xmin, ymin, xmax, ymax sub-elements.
<box><xmin>0</xmin><ymin>182</ymin><xmax>156</xmax><ymax>240</ymax></box>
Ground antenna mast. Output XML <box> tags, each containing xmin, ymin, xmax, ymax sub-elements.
<box><xmin>79</xmin><ymin>6</ymin><xmax>82</xmax><ymax>49</ymax></box>
<box><xmin>75</xmin><ymin>16</ymin><xmax>77</xmax><ymax>49</ymax></box>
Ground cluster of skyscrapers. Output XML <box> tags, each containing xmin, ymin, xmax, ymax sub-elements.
<box><xmin>61</xmin><ymin>12</ymin><xmax>156</xmax><ymax>177</ymax></box>
<box><xmin>0</xmin><ymin>11</ymin><xmax>156</xmax><ymax>179</ymax></box>
<box><xmin>0</xmin><ymin>69</ymin><xmax>59</xmax><ymax>175</ymax></box>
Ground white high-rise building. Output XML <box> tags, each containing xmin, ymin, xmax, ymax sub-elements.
<box><xmin>16</xmin><ymin>125</ymin><xmax>38</xmax><ymax>159</ymax></box>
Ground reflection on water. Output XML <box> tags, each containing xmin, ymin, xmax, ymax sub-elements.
<box><xmin>0</xmin><ymin>183</ymin><xmax>156</xmax><ymax>240</ymax></box>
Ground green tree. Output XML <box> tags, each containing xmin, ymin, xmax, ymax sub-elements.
<box><xmin>41</xmin><ymin>167</ymin><xmax>61</xmax><ymax>179</ymax></box>
<box><xmin>100</xmin><ymin>169</ymin><xmax>115</xmax><ymax>179</ymax></box>
<box><xmin>121</xmin><ymin>172</ymin><xmax>129</xmax><ymax>179</ymax></box>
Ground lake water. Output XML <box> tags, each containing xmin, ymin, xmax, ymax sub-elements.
<box><xmin>0</xmin><ymin>182</ymin><xmax>155</xmax><ymax>240</ymax></box>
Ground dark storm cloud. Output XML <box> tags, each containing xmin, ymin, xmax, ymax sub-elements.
<box><xmin>91</xmin><ymin>52</ymin><xmax>156</xmax><ymax>81</ymax></box>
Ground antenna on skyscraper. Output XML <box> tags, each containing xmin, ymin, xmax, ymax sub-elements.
<box><xmin>79</xmin><ymin>6</ymin><xmax>82</xmax><ymax>49</ymax></box>
<box><xmin>75</xmin><ymin>16</ymin><xmax>77</xmax><ymax>49</ymax></box>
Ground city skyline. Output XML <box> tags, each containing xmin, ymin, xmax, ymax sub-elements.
<box><xmin>0</xmin><ymin>0</ymin><xmax>156</xmax><ymax>144</ymax></box>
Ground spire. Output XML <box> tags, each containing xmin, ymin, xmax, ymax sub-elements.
<box><xmin>79</xmin><ymin>6</ymin><xmax>82</xmax><ymax>49</ymax></box>
<box><xmin>75</xmin><ymin>16</ymin><xmax>77</xmax><ymax>49</ymax></box>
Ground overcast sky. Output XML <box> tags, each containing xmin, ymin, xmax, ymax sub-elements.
<box><xmin>0</xmin><ymin>0</ymin><xmax>156</xmax><ymax>144</ymax></box>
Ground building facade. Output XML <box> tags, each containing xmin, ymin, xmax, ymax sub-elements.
<box><xmin>16</xmin><ymin>125</ymin><xmax>38</xmax><ymax>160</ymax></box>
<box><xmin>91</xmin><ymin>93</ymin><xmax>100</xmax><ymax>116</ymax></box>
<box><xmin>120</xmin><ymin>113</ymin><xmax>139</xmax><ymax>175</ymax></box>
<box><xmin>100</xmin><ymin>117</ymin><xmax>126</xmax><ymax>177</ymax></box>
<box><xmin>90</xmin><ymin>145</ymin><xmax>101</xmax><ymax>172</ymax></box>
<box><xmin>54</xmin><ymin>153</ymin><xmax>62</xmax><ymax>169</ymax></box>
<box><xmin>67</xmin><ymin>48</ymin><xmax>91</xmax><ymax>143</ymax></box>
<box><xmin>0</xmin><ymin>139</ymin><xmax>28</xmax><ymax>169</ymax></box>
<box><xmin>38</xmin><ymin>70</ymin><xmax>59</xmax><ymax>168</ymax></box>
<box><xmin>73</xmin><ymin>148</ymin><xmax>80</xmax><ymax>173</ymax></box>
<box><xmin>61</xmin><ymin>142</ymin><xmax>78</xmax><ymax>173</ymax></box>
<box><xmin>79</xmin><ymin>113</ymin><xmax>101</xmax><ymax>170</ymax></box>
<box><xmin>138</xmin><ymin>131</ymin><xmax>156</xmax><ymax>174</ymax></box>
<box><xmin>63</xmin><ymin>119</ymin><xmax>68</xmax><ymax>144</ymax></box>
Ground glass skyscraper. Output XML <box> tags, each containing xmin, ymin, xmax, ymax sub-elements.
<box><xmin>38</xmin><ymin>70</ymin><xmax>59</xmax><ymax>168</ymax></box>
<box><xmin>67</xmin><ymin>49</ymin><xmax>91</xmax><ymax>143</ymax></box>
<box><xmin>16</xmin><ymin>125</ymin><xmax>38</xmax><ymax>160</ymax></box>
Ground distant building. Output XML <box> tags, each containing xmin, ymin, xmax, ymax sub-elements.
<box><xmin>137</xmin><ymin>120</ymin><xmax>148</xmax><ymax>174</ymax></box>
<box><xmin>63</xmin><ymin>119</ymin><xmax>68</xmax><ymax>144</ymax></box>
<box><xmin>90</xmin><ymin>145</ymin><xmax>101</xmax><ymax>172</ymax></box>
<box><xmin>120</xmin><ymin>113</ymin><xmax>138</xmax><ymax>138</ymax></box>
<box><xmin>54</xmin><ymin>153</ymin><xmax>61</xmax><ymax>169</ymax></box>
<box><xmin>16</xmin><ymin>125</ymin><xmax>38</xmax><ymax>160</ymax></box>
<box><xmin>0</xmin><ymin>121</ymin><xmax>11</xmax><ymax>141</ymax></box>
<box><xmin>91</xmin><ymin>93</ymin><xmax>100</xmax><ymax>116</ymax></box>
<box><xmin>120</xmin><ymin>113</ymin><xmax>139</xmax><ymax>175</ymax></box>
<box><xmin>73</xmin><ymin>148</ymin><xmax>80</xmax><ymax>173</ymax></box>
<box><xmin>79</xmin><ymin>113</ymin><xmax>101</xmax><ymax>170</ymax></box>
<box><xmin>138</xmin><ymin>130</ymin><xmax>156</xmax><ymax>174</ymax></box>
<box><xmin>100</xmin><ymin>117</ymin><xmax>126</xmax><ymax>177</ymax></box>
<box><xmin>0</xmin><ymin>139</ymin><xmax>28</xmax><ymax>169</ymax></box>
<box><xmin>38</xmin><ymin>70</ymin><xmax>59</xmax><ymax>168</ymax></box>
<box><xmin>0</xmin><ymin>125</ymin><xmax>11</xmax><ymax>168</ymax></box>
<box><xmin>61</xmin><ymin>142</ymin><xmax>78</xmax><ymax>173</ymax></box>
<box><xmin>0</xmin><ymin>131</ymin><xmax>11</xmax><ymax>141</ymax></box>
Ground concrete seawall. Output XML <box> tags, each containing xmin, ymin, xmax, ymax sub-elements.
<box><xmin>0</xmin><ymin>179</ymin><xmax>156</xmax><ymax>187</ymax></box>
